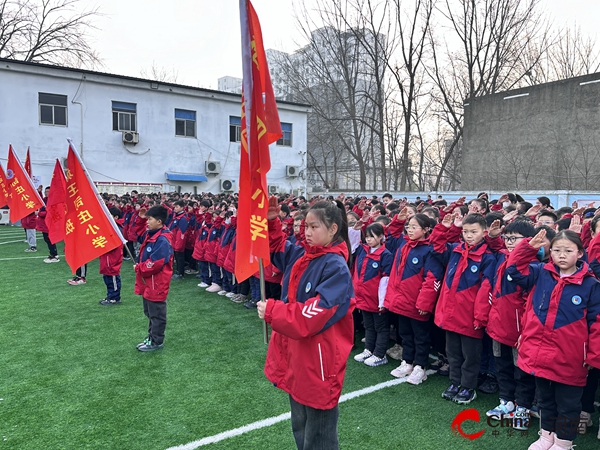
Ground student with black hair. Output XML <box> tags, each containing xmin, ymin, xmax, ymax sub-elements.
<box><xmin>99</xmin><ymin>207</ymin><xmax>125</xmax><ymax>305</ymax></box>
<box><xmin>134</xmin><ymin>205</ymin><xmax>174</xmax><ymax>352</ymax></box>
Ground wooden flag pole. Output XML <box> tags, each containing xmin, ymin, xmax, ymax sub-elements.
<box><xmin>259</xmin><ymin>257</ymin><xmax>269</xmax><ymax>345</ymax></box>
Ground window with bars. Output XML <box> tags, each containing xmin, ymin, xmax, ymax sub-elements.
<box><xmin>39</xmin><ymin>93</ymin><xmax>67</xmax><ymax>126</ymax></box>
<box><xmin>277</xmin><ymin>123</ymin><xmax>292</xmax><ymax>146</ymax></box>
<box><xmin>112</xmin><ymin>101</ymin><xmax>137</xmax><ymax>132</ymax></box>
<box><xmin>229</xmin><ymin>116</ymin><xmax>241</xmax><ymax>142</ymax></box>
<box><xmin>175</xmin><ymin>109</ymin><xmax>196</xmax><ymax>137</ymax></box>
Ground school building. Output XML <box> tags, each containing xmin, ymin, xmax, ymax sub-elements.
<box><xmin>0</xmin><ymin>58</ymin><xmax>311</xmax><ymax>195</ymax></box>
<box><xmin>462</xmin><ymin>71</ymin><xmax>600</xmax><ymax>191</ymax></box>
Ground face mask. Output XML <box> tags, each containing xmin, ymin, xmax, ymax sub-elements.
<box><xmin>502</xmin><ymin>202</ymin><xmax>511</xmax><ymax>208</ymax></box>
<box><xmin>536</xmin><ymin>247</ymin><xmax>545</xmax><ymax>261</ymax></box>
<box><xmin>225</xmin><ymin>219</ymin><xmax>231</xmax><ymax>224</ymax></box>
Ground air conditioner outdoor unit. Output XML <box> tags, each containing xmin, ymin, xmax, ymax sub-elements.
<box><xmin>205</xmin><ymin>161</ymin><xmax>221</xmax><ymax>175</ymax></box>
<box><xmin>286</xmin><ymin>165</ymin><xmax>300</xmax><ymax>177</ymax></box>
<box><xmin>220</xmin><ymin>179</ymin><xmax>235</xmax><ymax>192</ymax></box>
<box><xmin>122</xmin><ymin>131</ymin><xmax>139</xmax><ymax>144</ymax></box>
<box><xmin>268</xmin><ymin>185</ymin><xmax>278</xmax><ymax>194</ymax></box>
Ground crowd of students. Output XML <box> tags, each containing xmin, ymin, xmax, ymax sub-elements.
<box><xmin>16</xmin><ymin>188</ymin><xmax>600</xmax><ymax>450</ymax></box>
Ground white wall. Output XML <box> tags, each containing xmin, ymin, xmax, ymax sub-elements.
<box><xmin>0</xmin><ymin>60</ymin><xmax>310</xmax><ymax>194</ymax></box>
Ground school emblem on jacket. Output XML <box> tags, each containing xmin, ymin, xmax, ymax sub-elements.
<box><xmin>412</xmin><ymin>257</ymin><xmax>419</xmax><ymax>264</ymax></box>
<box><xmin>470</xmin><ymin>265</ymin><xmax>478</xmax><ymax>273</ymax></box>
<box><xmin>147</xmin><ymin>246</ymin><xmax>152</xmax><ymax>252</ymax></box>
<box><xmin>572</xmin><ymin>295</ymin><xmax>582</xmax><ymax>305</ymax></box>
<box><xmin>507</xmin><ymin>274</ymin><xmax>513</xmax><ymax>281</ymax></box>
<box><xmin>372</xmin><ymin>262</ymin><xmax>379</xmax><ymax>269</ymax></box>
<box><xmin>305</xmin><ymin>282</ymin><xmax>312</xmax><ymax>293</ymax></box>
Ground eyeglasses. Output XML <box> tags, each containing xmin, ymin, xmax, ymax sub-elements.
<box><xmin>502</xmin><ymin>235</ymin><xmax>525</xmax><ymax>244</ymax></box>
<box><xmin>406</xmin><ymin>225</ymin><xmax>423</xmax><ymax>231</ymax></box>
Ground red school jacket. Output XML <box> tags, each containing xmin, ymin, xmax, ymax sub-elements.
<box><xmin>507</xmin><ymin>239</ymin><xmax>600</xmax><ymax>386</ymax></box>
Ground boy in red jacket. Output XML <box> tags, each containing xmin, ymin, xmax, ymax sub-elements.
<box><xmin>134</xmin><ymin>205</ymin><xmax>174</xmax><ymax>352</ymax></box>
<box><xmin>99</xmin><ymin>207</ymin><xmax>124</xmax><ymax>305</ymax></box>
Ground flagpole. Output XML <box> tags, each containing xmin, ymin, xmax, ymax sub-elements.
<box><xmin>258</xmin><ymin>257</ymin><xmax>269</xmax><ymax>345</ymax></box>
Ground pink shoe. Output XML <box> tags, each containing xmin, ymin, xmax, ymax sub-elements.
<box><xmin>528</xmin><ymin>429</ymin><xmax>555</xmax><ymax>450</ymax></box>
<box><xmin>205</xmin><ymin>283</ymin><xmax>222</xmax><ymax>293</ymax></box>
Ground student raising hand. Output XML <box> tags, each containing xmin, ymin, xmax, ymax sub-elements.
<box><xmin>569</xmin><ymin>214</ymin><xmax>583</xmax><ymax>234</ymax></box>
<box><xmin>528</xmin><ymin>229</ymin><xmax>547</xmax><ymax>249</ymax></box>
<box><xmin>267</xmin><ymin>196</ymin><xmax>280</xmax><ymax>220</ymax></box>
<box><xmin>488</xmin><ymin>219</ymin><xmax>503</xmax><ymax>238</ymax></box>
<box><xmin>395</xmin><ymin>206</ymin><xmax>409</xmax><ymax>222</ymax></box>
<box><xmin>441</xmin><ymin>212</ymin><xmax>456</xmax><ymax>228</ymax></box>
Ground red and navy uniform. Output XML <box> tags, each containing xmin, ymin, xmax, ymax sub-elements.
<box><xmin>487</xmin><ymin>251</ymin><xmax>529</xmax><ymax>348</ymax></box>
<box><xmin>353</xmin><ymin>244</ymin><xmax>393</xmax><ymax>312</ymax></box>
<box><xmin>506</xmin><ymin>239</ymin><xmax>600</xmax><ymax>386</ymax></box>
<box><xmin>263</xmin><ymin>217</ymin><xmax>355</xmax><ymax>410</ymax></box>
<box><xmin>134</xmin><ymin>225</ymin><xmax>174</xmax><ymax>302</ymax></box>
<box><xmin>431</xmin><ymin>224</ymin><xmax>497</xmax><ymax>338</ymax></box>
<box><xmin>168</xmin><ymin>211</ymin><xmax>188</xmax><ymax>253</ymax></box>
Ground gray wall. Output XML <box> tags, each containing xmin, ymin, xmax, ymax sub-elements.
<box><xmin>462</xmin><ymin>73</ymin><xmax>600</xmax><ymax>191</ymax></box>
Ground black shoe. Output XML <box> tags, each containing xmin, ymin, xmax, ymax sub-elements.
<box><xmin>100</xmin><ymin>298</ymin><xmax>122</xmax><ymax>305</ymax></box>
<box><xmin>138</xmin><ymin>341</ymin><xmax>164</xmax><ymax>352</ymax></box>
<box><xmin>137</xmin><ymin>337</ymin><xmax>151</xmax><ymax>349</ymax></box>
<box><xmin>442</xmin><ymin>383</ymin><xmax>461</xmax><ymax>401</ymax></box>
<box><xmin>244</xmin><ymin>299</ymin><xmax>258</xmax><ymax>309</ymax></box>
<box><xmin>437</xmin><ymin>361</ymin><xmax>450</xmax><ymax>376</ymax></box>
<box><xmin>454</xmin><ymin>387</ymin><xmax>477</xmax><ymax>404</ymax></box>
<box><xmin>430</xmin><ymin>355</ymin><xmax>447</xmax><ymax>371</ymax></box>
<box><xmin>479</xmin><ymin>375</ymin><xmax>499</xmax><ymax>394</ymax></box>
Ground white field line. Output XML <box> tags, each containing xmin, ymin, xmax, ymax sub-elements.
<box><xmin>165</xmin><ymin>370</ymin><xmax>436</xmax><ymax>450</ymax></box>
<box><xmin>0</xmin><ymin>239</ymin><xmax>28</xmax><ymax>245</ymax></box>
<box><xmin>0</xmin><ymin>255</ymin><xmax>64</xmax><ymax>261</ymax></box>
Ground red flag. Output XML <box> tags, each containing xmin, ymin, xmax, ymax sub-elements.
<box><xmin>235</xmin><ymin>0</ymin><xmax>282</xmax><ymax>282</ymax></box>
<box><xmin>0</xmin><ymin>163</ymin><xmax>10</xmax><ymax>208</ymax></box>
<box><xmin>63</xmin><ymin>140</ymin><xmax>126</xmax><ymax>273</ymax></box>
<box><xmin>45</xmin><ymin>159</ymin><xmax>67</xmax><ymax>244</ymax></box>
<box><xmin>24</xmin><ymin>147</ymin><xmax>32</xmax><ymax>177</ymax></box>
<box><xmin>6</xmin><ymin>145</ymin><xmax>44</xmax><ymax>223</ymax></box>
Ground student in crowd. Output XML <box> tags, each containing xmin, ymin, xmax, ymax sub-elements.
<box><xmin>352</xmin><ymin>222</ymin><xmax>393</xmax><ymax>367</ymax></box>
<box><xmin>134</xmin><ymin>206</ymin><xmax>174</xmax><ymax>352</ymax></box>
<box><xmin>507</xmin><ymin>229</ymin><xmax>600</xmax><ymax>450</ymax></box>
<box><xmin>37</xmin><ymin>186</ymin><xmax>59</xmax><ymax>263</ymax></box>
<box><xmin>257</xmin><ymin>197</ymin><xmax>354</xmax><ymax>450</ymax></box>
<box><xmin>99</xmin><ymin>207</ymin><xmax>124</xmax><ymax>305</ymax></box>
<box><xmin>169</xmin><ymin>200</ymin><xmax>189</xmax><ymax>280</ymax></box>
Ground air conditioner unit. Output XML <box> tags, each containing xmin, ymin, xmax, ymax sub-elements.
<box><xmin>268</xmin><ymin>185</ymin><xmax>278</xmax><ymax>194</ymax></box>
<box><xmin>220</xmin><ymin>179</ymin><xmax>235</xmax><ymax>192</ymax></box>
<box><xmin>286</xmin><ymin>165</ymin><xmax>300</xmax><ymax>177</ymax></box>
<box><xmin>122</xmin><ymin>131</ymin><xmax>139</xmax><ymax>144</ymax></box>
<box><xmin>205</xmin><ymin>161</ymin><xmax>221</xmax><ymax>175</ymax></box>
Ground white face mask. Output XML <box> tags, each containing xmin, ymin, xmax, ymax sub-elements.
<box><xmin>502</xmin><ymin>201</ymin><xmax>511</xmax><ymax>208</ymax></box>
<box><xmin>225</xmin><ymin>219</ymin><xmax>231</xmax><ymax>224</ymax></box>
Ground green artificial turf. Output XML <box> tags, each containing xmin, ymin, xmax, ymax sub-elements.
<box><xmin>1</xmin><ymin>226</ymin><xmax>599</xmax><ymax>449</ymax></box>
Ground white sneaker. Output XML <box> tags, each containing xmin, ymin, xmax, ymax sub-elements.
<box><xmin>206</xmin><ymin>283</ymin><xmax>222</xmax><ymax>293</ymax></box>
<box><xmin>225</xmin><ymin>292</ymin><xmax>235</xmax><ymax>298</ymax></box>
<box><xmin>43</xmin><ymin>256</ymin><xmax>60</xmax><ymax>263</ymax></box>
<box><xmin>406</xmin><ymin>365</ymin><xmax>427</xmax><ymax>385</ymax></box>
<box><xmin>217</xmin><ymin>290</ymin><xmax>228</xmax><ymax>296</ymax></box>
<box><xmin>198</xmin><ymin>282</ymin><xmax>209</xmax><ymax>288</ymax></box>
<box><xmin>487</xmin><ymin>399</ymin><xmax>516</xmax><ymax>418</ymax></box>
<box><xmin>390</xmin><ymin>361</ymin><xmax>413</xmax><ymax>378</ymax></box>
<box><xmin>354</xmin><ymin>349</ymin><xmax>373</xmax><ymax>362</ymax></box>
<box><xmin>364</xmin><ymin>354</ymin><xmax>388</xmax><ymax>367</ymax></box>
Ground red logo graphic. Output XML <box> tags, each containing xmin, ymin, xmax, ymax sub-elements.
<box><xmin>451</xmin><ymin>408</ymin><xmax>486</xmax><ymax>441</ymax></box>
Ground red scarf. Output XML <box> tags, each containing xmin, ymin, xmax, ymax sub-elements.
<box><xmin>286</xmin><ymin>240</ymin><xmax>349</xmax><ymax>304</ymax></box>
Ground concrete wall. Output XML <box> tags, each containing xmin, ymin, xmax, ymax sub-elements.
<box><xmin>463</xmin><ymin>73</ymin><xmax>600</xmax><ymax>191</ymax></box>
<box><xmin>0</xmin><ymin>59</ymin><xmax>310</xmax><ymax>194</ymax></box>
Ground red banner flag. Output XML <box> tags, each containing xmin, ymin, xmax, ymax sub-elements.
<box><xmin>6</xmin><ymin>145</ymin><xmax>44</xmax><ymax>223</ymax></box>
<box><xmin>0</xmin><ymin>163</ymin><xmax>10</xmax><ymax>208</ymax></box>
<box><xmin>63</xmin><ymin>140</ymin><xmax>126</xmax><ymax>273</ymax></box>
<box><xmin>24</xmin><ymin>147</ymin><xmax>32</xmax><ymax>176</ymax></box>
<box><xmin>235</xmin><ymin>0</ymin><xmax>282</xmax><ymax>282</ymax></box>
<box><xmin>45</xmin><ymin>159</ymin><xmax>67</xmax><ymax>244</ymax></box>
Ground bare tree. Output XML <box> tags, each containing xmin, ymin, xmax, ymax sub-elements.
<box><xmin>427</xmin><ymin>0</ymin><xmax>549</xmax><ymax>189</ymax></box>
<box><xmin>140</xmin><ymin>61</ymin><xmax>180</xmax><ymax>83</ymax></box>
<box><xmin>0</xmin><ymin>0</ymin><xmax>101</xmax><ymax>68</ymax></box>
